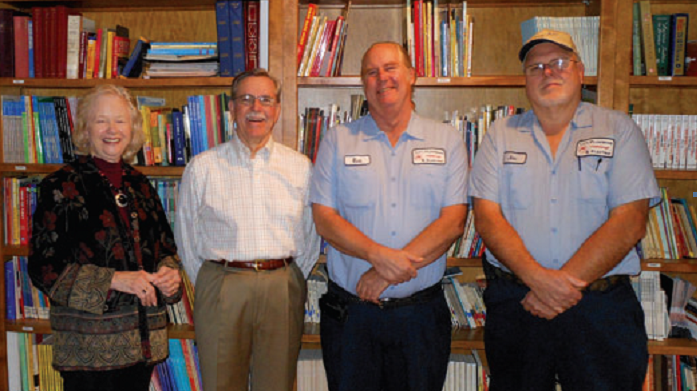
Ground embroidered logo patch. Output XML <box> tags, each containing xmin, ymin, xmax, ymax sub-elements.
<box><xmin>576</xmin><ymin>138</ymin><xmax>615</xmax><ymax>157</ymax></box>
<box><xmin>412</xmin><ymin>148</ymin><xmax>446</xmax><ymax>164</ymax></box>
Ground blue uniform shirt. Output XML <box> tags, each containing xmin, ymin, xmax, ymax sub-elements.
<box><xmin>310</xmin><ymin>112</ymin><xmax>468</xmax><ymax>298</ymax></box>
<box><xmin>468</xmin><ymin>102</ymin><xmax>661</xmax><ymax>277</ymax></box>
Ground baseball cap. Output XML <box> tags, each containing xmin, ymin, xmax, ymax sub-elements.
<box><xmin>518</xmin><ymin>29</ymin><xmax>580</xmax><ymax>62</ymax></box>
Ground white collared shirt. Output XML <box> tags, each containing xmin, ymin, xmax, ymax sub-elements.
<box><xmin>175</xmin><ymin>132</ymin><xmax>320</xmax><ymax>283</ymax></box>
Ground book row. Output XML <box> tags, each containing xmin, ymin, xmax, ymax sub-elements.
<box><xmin>296</xmin><ymin>349</ymin><xmax>490</xmax><ymax>391</ymax></box>
<box><xmin>0</xmin><ymin>1</ymin><xmax>270</xmax><ymax>80</ymax></box>
<box><xmin>6</xmin><ymin>333</ymin><xmax>203</xmax><ymax>391</ymax></box>
<box><xmin>521</xmin><ymin>16</ymin><xmax>600</xmax><ymax>76</ymax></box>
<box><xmin>5</xmin><ymin>254</ymin><xmax>195</xmax><ymax>328</ymax></box>
<box><xmin>632</xmin><ymin>1</ymin><xmax>694</xmax><ymax>77</ymax></box>
<box><xmin>405</xmin><ymin>1</ymin><xmax>474</xmax><ymax>78</ymax></box>
<box><xmin>633</xmin><ymin>114</ymin><xmax>697</xmax><ymax>171</ymax></box>
<box><xmin>0</xmin><ymin>94</ymin><xmax>235</xmax><ymax>167</ymax></box>
<box><xmin>639</xmin><ymin>189</ymin><xmax>697</xmax><ymax>260</ymax></box>
<box><xmin>296</xmin><ymin>3</ymin><xmax>350</xmax><ymax>78</ymax></box>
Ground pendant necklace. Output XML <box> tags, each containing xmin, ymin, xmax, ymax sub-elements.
<box><xmin>97</xmin><ymin>166</ymin><xmax>129</xmax><ymax>208</ymax></box>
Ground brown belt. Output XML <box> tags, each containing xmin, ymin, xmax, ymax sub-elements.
<box><xmin>208</xmin><ymin>258</ymin><xmax>293</xmax><ymax>271</ymax></box>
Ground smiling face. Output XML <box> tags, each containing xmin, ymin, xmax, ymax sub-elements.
<box><xmin>361</xmin><ymin>43</ymin><xmax>416</xmax><ymax>116</ymax></box>
<box><xmin>229</xmin><ymin>76</ymin><xmax>280</xmax><ymax>153</ymax></box>
<box><xmin>524</xmin><ymin>42</ymin><xmax>584</xmax><ymax>111</ymax></box>
<box><xmin>87</xmin><ymin>93</ymin><xmax>133</xmax><ymax>163</ymax></box>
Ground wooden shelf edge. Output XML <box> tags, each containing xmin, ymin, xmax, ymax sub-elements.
<box><xmin>654</xmin><ymin>170</ymin><xmax>697</xmax><ymax>180</ymax></box>
<box><xmin>649</xmin><ymin>339</ymin><xmax>697</xmax><ymax>355</ymax></box>
<box><xmin>0</xmin><ymin>163</ymin><xmax>184</xmax><ymax>177</ymax></box>
<box><xmin>299</xmin><ymin>76</ymin><xmax>598</xmax><ymax>88</ymax></box>
<box><xmin>630</xmin><ymin>76</ymin><xmax>697</xmax><ymax>88</ymax></box>
<box><xmin>0</xmin><ymin>77</ymin><xmax>235</xmax><ymax>89</ymax></box>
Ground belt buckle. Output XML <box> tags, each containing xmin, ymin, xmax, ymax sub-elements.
<box><xmin>253</xmin><ymin>260</ymin><xmax>261</xmax><ymax>272</ymax></box>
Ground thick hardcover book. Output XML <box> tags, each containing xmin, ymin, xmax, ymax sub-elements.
<box><xmin>229</xmin><ymin>1</ymin><xmax>246</xmax><ymax>76</ymax></box>
<box><xmin>652</xmin><ymin>15</ymin><xmax>671</xmax><ymax>76</ymax></box>
<box><xmin>52</xmin><ymin>97</ymin><xmax>75</xmax><ymax>161</ymax></box>
<box><xmin>55</xmin><ymin>6</ymin><xmax>69</xmax><ymax>78</ymax></box>
<box><xmin>5</xmin><ymin>262</ymin><xmax>15</xmax><ymax>320</ymax></box>
<box><xmin>670</xmin><ymin>13</ymin><xmax>689</xmax><ymax>76</ymax></box>
<box><xmin>171</xmin><ymin>110</ymin><xmax>186</xmax><ymax>166</ymax></box>
<box><xmin>0</xmin><ymin>9</ymin><xmax>15</xmax><ymax>77</ymax></box>
<box><xmin>639</xmin><ymin>1</ymin><xmax>658</xmax><ymax>76</ymax></box>
<box><xmin>66</xmin><ymin>14</ymin><xmax>82</xmax><ymax>79</ymax></box>
<box><xmin>13</xmin><ymin>16</ymin><xmax>30</xmax><ymax>79</ymax></box>
<box><xmin>216</xmin><ymin>1</ymin><xmax>233</xmax><ymax>77</ymax></box>
<box><xmin>324</xmin><ymin>16</ymin><xmax>344</xmax><ymax>76</ymax></box>
<box><xmin>245</xmin><ymin>0</ymin><xmax>259</xmax><ymax>70</ymax></box>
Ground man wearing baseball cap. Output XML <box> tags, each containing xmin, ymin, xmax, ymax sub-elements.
<box><xmin>469</xmin><ymin>29</ymin><xmax>660</xmax><ymax>390</ymax></box>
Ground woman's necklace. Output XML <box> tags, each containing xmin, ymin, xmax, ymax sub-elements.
<box><xmin>96</xmin><ymin>166</ymin><xmax>129</xmax><ymax>208</ymax></box>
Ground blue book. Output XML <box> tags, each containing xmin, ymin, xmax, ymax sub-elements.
<box><xmin>5</xmin><ymin>261</ymin><xmax>16</xmax><ymax>320</ymax></box>
<box><xmin>148</xmin><ymin>47</ymin><xmax>217</xmax><ymax>56</ymax></box>
<box><xmin>197</xmin><ymin>95</ymin><xmax>209</xmax><ymax>153</ymax></box>
<box><xmin>171</xmin><ymin>110</ymin><xmax>186</xmax><ymax>166</ymax></box>
<box><xmin>155</xmin><ymin>362</ymin><xmax>172</xmax><ymax>391</ymax></box>
<box><xmin>187</xmin><ymin>96</ymin><xmax>200</xmax><ymax>156</ymax></box>
<box><xmin>122</xmin><ymin>37</ymin><xmax>150</xmax><ymax>78</ymax></box>
<box><xmin>229</xmin><ymin>1</ymin><xmax>246</xmax><ymax>75</ymax></box>
<box><xmin>216</xmin><ymin>1</ymin><xmax>233</xmax><ymax>77</ymax></box>
<box><xmin>28</xmin><ymin>20</ymin><xmax>35</xmax><ymax>78</ymax></box>
<box><xmin>168</xmin><ymin>340</ymin><xmax>192</xmax><ymax>391</ymax></box>
<box><xmin>149</xmin><ymin>42</ymin><xmax>216</xmax><ymax>47</ymax></box>
<box><xmin>43</xmin><ymin>99</ymin><xmax>64</xmax><ymax>163</ymax></box>
<box><xmin>18</xmin><ymin>257</ymin><xmax>34</xmax><ymax>319</ymax></box>
<box><xmin>30</xmin><ymin>96</ymin><xmax>44</xmax><ymax>163</ymax></box>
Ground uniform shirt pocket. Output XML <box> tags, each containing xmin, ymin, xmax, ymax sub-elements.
<box><xmin>409</xmin><ymin>165</ymin><xmax>447</xmax><ymax>208</ymax></box>
<box><xmin>503</xmin><ymin>164</ymin><xmax>534</xmax><ymax>210</ymax></box>
<box><xmin>577</xmin><ymin>156</ymin><xmax>610</xmax><ymax>205</ymax></box>
<box><xmin>340</xmin><ymin>165</ymin><xmax>377</xmax><ymax>208</ymax></box>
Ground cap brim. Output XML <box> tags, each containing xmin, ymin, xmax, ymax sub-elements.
<box><xmin>518</xmin><ymin>39</ymin><xmax>574</xmax><ymax>62</ymax></box>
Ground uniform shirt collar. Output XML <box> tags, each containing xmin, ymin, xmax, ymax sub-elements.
<box><xmin>362</xmin><ymin>111</ymin><xmax>425</xmax><ymax>142</ymax></box>
<box><xmin>519</xmin><ymin>101</ymin><xmax>593</xmax><ymax>134</ymax></box>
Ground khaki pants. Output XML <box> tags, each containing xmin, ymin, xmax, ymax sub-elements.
<box><xmin>194</xmin><ymin>261</ymin><xmax>307</xmax><ymax>391</ymax></box>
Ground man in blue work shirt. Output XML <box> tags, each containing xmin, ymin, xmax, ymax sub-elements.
<box><xmin>469</xmin><ymin>29</ymin><xmax>661</xmax><ymax>390</ymax></box>
<box><xmin>310</xmin><ymin>41</ymin><xmax>468</xmax><ymax>391</ymax></box>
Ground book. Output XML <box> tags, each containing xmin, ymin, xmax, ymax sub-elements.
<box><xmin>113</xmin><ymin>28</ymin><xmax>131</xmax><ymax>77</ymax></box>
<box><xmin>632</xmin><ymin>3</ymin><xmax>644</xmax><ymax>75</ymax></box>
<box><xmin>670</xmin><ymin>13</ymin><xmax>689</xmax><ymax>76</ymax></box>
<box><xmin>229</xmin><ymin>1</ymin><xmax>246</xmax><ymax>76</ymax></box>
<box><xmin>653</xmin><ymin>15</ymin><xmax>671</xmax><ymax>76</ymax></box>
<box><xmin>13</xmin><ymin>16</ymin><xmax>30</xmax><ymax>79</ymax></box>
<box><xmin>121</xmin><ymin>36</ymin><xmax>150</xmax><ymax>78</ymax></box>
<box><xmin>66</xmin><ymin>14</ymin><xmax>82</xmax><ymax>79</ymax></box>
<box><xmin>297</xmin><ymin>3</ymin><xmax>318</xmax><ymax>67</ymax></box>
<box><xmin>639</xmin><ymin>1</ymin><xmax>658</xmax><ymax>76</ymax></box>
<box><xmin>245</xmin><ymin>0</ymin><xmax>259</xmax><ymax>70</ymax></box>
<box><xmin>0</xmin><ymin>9</ymin><xmax>14</xmax><ymax>77</ymax></box>
<box><xmin>216</xmin><ymin>1</ymin><xmax>233</xmax><ymax>77</ymax></box>
<box><xmin>259</xmin><ymin>0</ymin><xmax>269</xmax><ymax>69</ymax></box>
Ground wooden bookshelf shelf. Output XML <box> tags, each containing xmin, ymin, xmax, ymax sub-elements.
<box><xmin>0</xmin><ymin>163</ymin><xmax>184</xmax><ymax>177</ymax></box>
<box><xmin>0</xmin><ymin>77</ymin><xmax>235</xmax><ymax>89</ymax></box>
<box><xmin>648</xmin><ymin>338</ymin><xmax>697</xmax><ymax>356</ymax></box>
<box><xmin>629</xmin><ymin>76</ymin><xmax>697</xmax><ymax>87</ymax></box>
<box><xmin>297</xmin><ymin>0</ymin><xmax>593</xmax><ymax>7</ymax></box>
<box><xmin>299</xmin><ymin>76</ymin><xmax>598</xmax><ymax>88</ymax></box>
<box><xmin>653</xmin><ymin>170</ymin><xmax>697</xmax><ymax>180</ymax></box>
<box><xmin>1</xmin><ymin>0</ymin><xmax>220</xmax><ymax>11</ymax></box>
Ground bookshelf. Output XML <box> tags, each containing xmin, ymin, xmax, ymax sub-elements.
<box><xmin>0</xmin><ymin>0</ymin><xmax>697</xmax><ymax>388</ymax></box>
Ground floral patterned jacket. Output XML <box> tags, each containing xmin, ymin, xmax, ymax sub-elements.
<box><xmin>28</xmin><ymin>155</ymin><xmax>182</xmax><ymax>371</ymax></box>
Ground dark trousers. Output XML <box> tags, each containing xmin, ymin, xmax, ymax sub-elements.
<box><xmin>61</xmin><ymin>362</ymin><xmax>154</xmax><ymax>391</ymax></box>
<box><xmin>484</xmin><ymin>276</ymin><xmax>648</xmax><ymax>391</ymax></box>
<box><xmin>320</xmin><ymin>285</ymin><xmax>451</xmax><ymax>391</ymax></box>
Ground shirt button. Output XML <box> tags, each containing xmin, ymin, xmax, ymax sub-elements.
<box><xmin>391</xmin><ymin>203</ymin><xmax>396</xmax><ymax>208</ymax></box>
<box><xmin>551</xmin><ymin>228</ymin><xmax>558</xmax><ymax>233</ymax></box>
<box><xmin>553</xmin><ymin>259</ymin><xmax>559</xmax><ymax>264</ymax></box>
<box><xmin>551</xmin><ymin>198</ymin><xmax>557</xmax><ymax>204</ymax></box>
<box><xmin>391</xmin><ymin>177</ymin><xmax>396</xmax><ymax>182</ymax></box>
<box><xmin>552</xmin><ymin>170</ymin><xmax>556</xmax><ymax>175</ymax></box>
<box><xmin>391</xmin><ymin>231</ymin><xmax>396</xmax><ymax>236</ymax></box>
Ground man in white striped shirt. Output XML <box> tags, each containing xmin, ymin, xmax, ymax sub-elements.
<box><xmin>175</xmin><ymin>69</ymin><xmax>320</xmax><ymax>391</ymax></box>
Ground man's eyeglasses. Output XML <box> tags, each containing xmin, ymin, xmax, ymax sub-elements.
<box><xmin>524</xmin><ymin>58</ymin><xmax>578</xmax><ymax>77</ymax></box>
<box><xmin>233</xmin><ymin>94</ymin><xmax>277</xmax><ymax>107</ymax></box>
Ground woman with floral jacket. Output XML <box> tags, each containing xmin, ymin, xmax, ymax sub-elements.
<box><xmin>28</xmin><ymin>85</ymin><xmax>182</xmax><ymax>391</ymax></box>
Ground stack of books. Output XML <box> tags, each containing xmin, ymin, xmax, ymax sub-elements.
<box><xmin>143</xmin><ymin>42</ymin><xmax>219</xmax><ymax>78</ymax></box>
<box><xmin>296</xmin><ymin>3</ymin><xmax>350</xmax><ymax>77</ymax></box>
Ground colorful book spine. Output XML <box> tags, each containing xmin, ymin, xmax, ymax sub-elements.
<box><xmin>670</xmin><ymin>13</ymin><xmax>689</xmax><ymax>76</ymax></box>
<box><xmin>216</xmin><ymin>1</ymin><xmax>233</xmax><ymax>77</ymax></box>
<box><xmin>229</xmin><ymin>1</ymin><xmax>246</xmax><ymax>76</ymax></box>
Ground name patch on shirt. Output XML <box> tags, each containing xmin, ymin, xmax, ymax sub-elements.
<box><xmin>412</xmin><ymin>148</ymin><xmax>446</xmax><ymax>164</ymax></box>
<box><xmin>344</xmin><ymin>155</ymin><xmax>371</xmax><ymax>166</ymax></box>
<box><xmin>576</xmin><ymin>138</ymin><xmax>615</xmax><ymax>157</ymax></box>
<box><xmin>503</xmin><ymin>151</ymin><xmax>527</xmax><ymax>164</ymax></box>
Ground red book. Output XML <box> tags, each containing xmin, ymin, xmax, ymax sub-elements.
<box><xmin>310</xmin><ymin>20</ymin><xmax>334</xmax><ymax>77</ymax></box>
<box><xmin>204</xmin><ymin>95</ymin><xmax>215</xmax><ymax>150</ymax></box>
<box><xmin>13</xmin><ymin>16</ymin><xmax>29</xmax><ymax>78</ymax></box>
<box><xmin>111</xmin><ymin>35</ymin><xmax>130</xmax><ymax>77</ymax></box>
<box><xmin>413</xmin><ymin>1</ymin><xmax>423</xmax><ymax>77</ymax></box>
<box><xmin>245</xmin><ymin>0</ymin><xmax>259</xmax><ymax>70</ymax></box>
<box><xmin>0</xmin><ymin>9</ymin><xmax>14</xmax><ymax>77</ymax></box>
<box><xmin>79</xmin><ymin>30</ymin><xmax>88</xmax><ymax>78</ymax></box>
<box><xmin>55</xmin><ymin>6</ymin><xmax>69</xmax><ymax>78</ymax></box>
<box><xmin>297</xmin><ymin>4</ymin><xmax>318</xmax><ymax>67</ymax></box>
<box><xmin>4</xmin><ymin>178</ymin><xmax>12</xmax><ymax>245</ymax></box>
<box><xmin>31</xmin><ymin>7</ymin><xmax>44</xmax><ymax>78</ymax></box>
<box><xmin>93</xmin><ymin>28</ymin><xmax>103</xmax><ymax>79</ymax></box>
<box><xmin>46</xmin><ymin>6</ymin><xmax>56</xmax><ymax>78</ymax></box>
<box><xmin>18</xmin><ymin>185</ymin><xmax>28</xmax><ymax>246</ymax></box>
<box><xmin>324</xmin><ymin>16</ymin><xmax>343</xmax><ymax>76</ymax></box>
<box><xmin>311</xmin><ymin>111</ymin><xmax>323</xmax><ymax>164</ymax></box>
